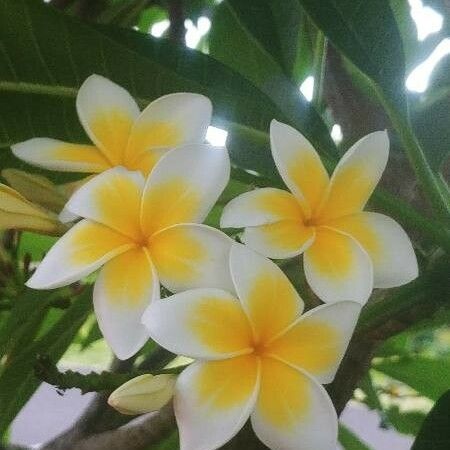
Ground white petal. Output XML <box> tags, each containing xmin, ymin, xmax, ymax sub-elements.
<box><xmin>220</xmin><ymin>188</ymin><xmax>303</xmax><ymax>228</ymax></box>
<box><xmin>148</xmin><ymin>223</ymin><xmax>234</xmax><ymax>293</ymax></box>
<box><xmin>125</xmin><ymin>92</ymin><xmax>212</xmax><ymax>161</ymax></box>
<box><xmin>251</xmin><ymin>359</ymin><xmax>337</xmax><ymax>450</ymax></box>
<box><xmin>94</xmin><ymin>248</ymin><xmax>158</xmax><ymax>360</ymax></box>
<box><xmin>229</xmin><ymin>243</ymin><xmax>304</xmax><ymax>343</ymax></box>
<box><xmin>141</xmin><ymin>144</ymin><xmax>230</xmax><ymax>235</ymax></box>
<box><xmin>76</xmin><ymin>74</ymin><xmax>140</xmax><ymax>164</ymax></box>
<box><xmin>242</xmin><ymin>221</ymin><xmax>315</xmax><ymax>259</ymax></box>
<box><xmin>142</xmin><ymin>288</ymin><xmax>253</xmax><ymax>360</ymax></box>
<box><xmin>304</xmin><ymin>227</ymin><xmax>373</xmax><ymax>304</ymax></box>
<box><xmin>64</xmin><ymin>167</ymin><xmax>145</xmax><ymax>239</ymax></box>
<box><xmin>270</xmin><ymin>120</ymin><xmax>329</xmax><ymax>218</ymax></box>
<box><xmin>175</xmin><ymin>357</ymin><xmax>259</xmax><ymax>450</ymax></box>
<box><xmin>11</xmin><ymin>138</ymin><xmax>110</xmax><ymax>173</ymax></box>
<box><xmin>26</xmin><ymin>219</ymin><xmax>133</xmax><ymax>289</ymax></box>
<box><xmin>268</xmin><ymin>301</ymin><xmax>361</xmax><ymax>384</ymax></box>
<box><xmin>328</xmin><ymin>212</ymin><xmax>418</xmax><ymax>288</ymax></box>
<box><xmin>317</xmin><ymin>131</ymin><xmax>389</xmax><ymax>221</ymax></box>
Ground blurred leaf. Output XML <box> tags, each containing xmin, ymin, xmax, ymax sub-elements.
<box><xmin>79</xmin><ymin>315</ymin><xmax>103</xmax><ymax>350</ymax></box>
<box><xmin>293</xmin><ymin>14</ymin><xmax>315</xmax><ymax>83</ymax></box>
<box><xmin>137</xmin><ymin>5</ymin><xmax>168</xmax><ymax>33</ymax></box>
<box><xmin>386</xmin><ymin>406</ymin><xmax>426</xmax><ymax>436</ymax></box>
<box><xmin>412</xmin><ymin>62</ymin><xmax>450</xmax><ymax>170</ymax></box>
<box><xmin>376</xmin><ymin>332</ymin><xmax>410</xmax><ymax>358</ymax></box>
<box><xmin>359</xmin><ymin>372</ymin><xmax>384</xmax><ymax>411</ymax></box>
<box><xmin>374</xmin><ymin>357</ymin><xmax>450</xmax><ymax>400</ymax></box>
<box><xmin>0</xmin><ymin>287</ymin><xmax>91</xmax><ymax>434</ymax></box>
<box><xmin>215</xmin><ymin>0</ymin><xmax>303</xmax><ymax>76</ymax></box>
<box><xmin>209</xmin><ymin>0</ymin><xmax>338</xmax><ymax>168</ymax></box>
<box><xmin>338</xmin><ymin>423</ymin><xmax>373</xmax><ymax>450</ymax></box>
<box><xmin>412</xmin><ymin>390</ymin><xmax>450</xmax><ymax>450</ymax></box>
<box><xmin>0</xmin><ymin>289</ymin><xmax>49</xmax><ymax>360</ymax></box>
<box><xmin>298</xmin><ymin>0</ymin><xmax>406</xmax><ymax>112</ymax></box>
<box><xmin>151</xmin><ymin>430</ymin><xmax>179</xmax><ymax>450</ymax></box>
<box><xmin>18</xmin><ymin>231</ymin><xmax>58</xmax><ymax>260</ymax></box>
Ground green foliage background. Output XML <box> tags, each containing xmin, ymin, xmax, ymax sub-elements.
<box><xmin>0</xmin><ymin>0</ymin><xmax>449</xmax><ymax>449</ymax></box>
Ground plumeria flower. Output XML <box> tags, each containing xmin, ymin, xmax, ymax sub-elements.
<box><xmin>26</xmin><ymin>145</ymin><xmax>233</xmax><ymax>360</ymax></box>
<box><xmin>221</xmin><ymin>120</ymin><xmax>418</xmax><ymax>304</ymax></box>
<box><xmin>143</xmin><ymin>243</ymin><xmax>361</xmax><ymax>450</ymax></box>
<box><xmin>12</xmin><ymin>74</ymin><xmax>212</xmax><ymax>177</ymax></box>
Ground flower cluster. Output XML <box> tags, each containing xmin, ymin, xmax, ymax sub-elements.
<box><xmin>9</xmin><ymin>75</ymin><xmax>418</xmax><ymax>450</ymax></box>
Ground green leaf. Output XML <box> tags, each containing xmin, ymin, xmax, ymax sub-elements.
<box><xmin>412</xmin><ymin>62</ymin><xmax>450</xmax><ymax>170</ymax></box>
<box><xmin>412</xmin><ymin>390</ymin><xmax>450</xmax><ymax>450</ymax></box>
<box><xmin>209</xmin><ymin>0</ymin><xmax>338</xmax><ymax>166</ymax></box>
<box><xmin>136</xmin><ymin>5</ymin><xmax>168</xmax><ymax>33</ymax></box>
<box><xmin>0</xmin><ymin>287</ymin><xmax>91</xmax><ymax>434</ymax></box>
<box><xmin>17</xmin><ymin>232</ymin><xmax>58</xmax><ymax>260</ymax></box>
<box><xmin>338</xmin><ymin>423</ymin><xmax>373</xmax><ymax>450</ymax></box>
<box><xmin>374</xmin><ymin>357</ymin><xmax>450</xmax><ymax>400</ymax></box>
<box><xmin>386</xmin><ymin>406</ymin><xmax>426</xmax><ymax>436</ymax></box>
<box><xmin>298</xmin><ymin>0</ymin><xmax>406</xmax><ymax>112</ymax></box>
<box><xmin>0</xmin><ymin>289</ymin><xmax>50</xmax><ymax>361</ymax></box>
<box><xmin>215</xmin><ymin>0</ymin><xmax>303</xmax><ymax>76</ymax></box>
<box><xmin>359</xmin><ymin>372</ymin><xmax>384</xmax><ymax>412</ymax></box>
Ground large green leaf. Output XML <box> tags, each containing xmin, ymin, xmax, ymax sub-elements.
<box><xmin>213</xmin><ymin>0</ymin><xmax>303</xmax><ymax>76</ymax></box>
<box><xmin>411</xmin><ymin>56</ymin><xmax>450</xmax><ymax>170</ymax></box>
<box><xmin>0</xmin><ymin>0</ymin><xmax>286</xmax><ymax>181</ymax></box>
<box><xmin>338</xmin><ymin>424</ymin><xmax>373</xmax><ymax>450</ymax></box>
<box><xmin>412</xmin><ymin>390</ymin><xmax>450</xmax><ymax>450</ymax></box>
<box><xmin>0</xmin><ymin>288</ymin><xmax>91</xmax><ymax>434</ymax></box>
<box><xmin>298</xmin><ymin>0</ymin><xmax>406</xmax><ymax>112</ymax></box>
<box><xmin>386</xmin><ymin>406</ymin><xmax>426</xmax><ymax>436</ymax></box>
<box><xmin>374</xmin><ymin>357</ymin><xmax>450</xmax><ymax>401</ymax></box>
<box><xmin>209</xmin><ymin>0</ymin><xmax>338</xmax><ymax>169</ymax></box>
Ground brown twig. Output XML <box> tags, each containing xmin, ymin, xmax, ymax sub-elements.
<box><xmin>71</xmin><ymin>403</ymin><xmax>175</xmax><ymax>450</ymax></box>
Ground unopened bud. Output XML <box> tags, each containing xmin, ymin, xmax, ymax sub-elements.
<box><xmin>108</xmin><ymin>374</ymin><xmax>176</xmax><ymax>415</ymax></box>
<box><xmin>0</xmin><ymin>183</ymin><xmax>65</xmax><ymax>235</ymax></box>
<box><xmin>2</xmin><ymin>169</ymin><xmax>66</xmax><ymax>213</ymax></box>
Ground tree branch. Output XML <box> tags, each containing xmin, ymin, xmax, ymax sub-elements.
<box><xmin>71</xmin><ymin>404</ymin><xmax>175</xmax><ymax>450</ymax></box>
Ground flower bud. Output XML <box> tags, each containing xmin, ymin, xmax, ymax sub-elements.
<box><xmin>108</xmin><ymin>374</ymin><xmax>176</xmax><ymax>415</ymax></box>
<box><xmin>0</xmin><ymin>183</ymin><xmax>64</xmax><ymax>235</ymax></box>
<box><xmin>2</xmin><ymin>169</ymin><xmax>67</xmax><ymax>213</ymax></box>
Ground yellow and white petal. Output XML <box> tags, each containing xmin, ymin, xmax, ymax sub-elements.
<box><xmin>267</xmin><ymin>301</ymin><xmax>361</xmax><ymax>384</ymax></box>
<box><xmin>328</xmin><ymin>212</ymin><xmax>418</xmax><ymax>288</ymax></box>
<box><xmin>26</xmin><ymin>219</ymin><xmax>133</xmax><ymax>289</ymax></box>
<box><xmin>65</xmin><ymin>167</ymin><xmax>144</xmax><ymax>240</ymax></box>
<box><xmin>94</xmin><ymin>248</ymin><xmax>157</xmax><ymax>360</ymax></box>
<box><xmin>126</xmin><ymin>147</ymin><xmax>168</xmax><ymax>176</ymax></box>
<box><xmin>11</xmin><ymin>138</ymin><xmax>110</xmax><ymax>173</ymax></box>
<box><xmin>242</xmin><ymin>220</ymin><xmax>315</xmax><ymax>259</ymax></box>
<box><xmin>141</xmin><ymin>145</ymin><xmax>230</xmax><ymax>236</ymax></box>
<box><xmin>230</xmin><ymin>243</ymin><xmax>304</xmax><ymax>344</ymax></box>
<box><xmin>175</xmin><ymin>356</ymin><xmax>260</xmax><ymax>450</ymax></box>
<box><xmin>270</xmin><ymin>120</ymin><xmax>329</xmax><ymax>218</ymax></box>
<box><xmin>251</xmin><ymin>358</ymin><xmax>337</xmax><ymax>450</ymax></box>
<box><xmin>304</xmin><ymin>227</ymin><xmax>373</xmax><ymax>304</ymax></box>
<box><xmin>76</xmin><ymin>75</ymin><xmax>140</xmax><ymax>165</ymax></box>
<box><xmin>125</xmin><ymin>92</ymin><xmax>212</xmax><ymax>166</ymax></box>
<box><xmin>220</xmin><ymin>188</ymin><xmax>303</xmax><ymax>228</ymax></box>
<box><xmin>316</xmin><ymin>131</ymin><xmax>389</xmax><ymax>221</ymax></box>
<box><xmin>142</xmin><ymin>288</ymin><xmax>253</xmax><ymax>359</ymax></box>
<box><xmin>148</xmin><ymin>224</ymin><xmax>234</xmax><ymax>293</ymax></box>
